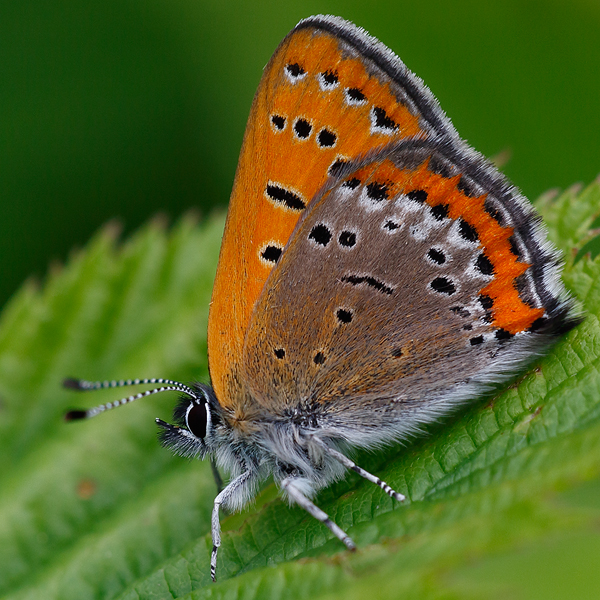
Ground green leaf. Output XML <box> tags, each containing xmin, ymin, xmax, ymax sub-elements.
<box><xmin>1</xmin><ymin>180</ymin><xmax>600</xmax><ymax>600</ymax></box>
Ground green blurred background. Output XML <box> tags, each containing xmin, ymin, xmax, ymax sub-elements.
<box><xmin>1</xmin><ymin>0</ymin><xmax>599</xmax><ymax>309</ymax></box>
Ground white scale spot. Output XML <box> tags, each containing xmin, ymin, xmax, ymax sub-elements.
<box><xmin>370</xmin><ymin>106</ymin><xmax>400</xmax><ymax>136</ymax></box>
<box><xmin>285</xmin><ymin>63</ymin><xmax>307</xmax><ymax>83</ymax></box>
<box><xmin>318</xmin><ymin>71</ymin><xmax>340</xmax><ymax>90</ymax></box>
<box><xmin>464</xmin><ymin>255</ymin><xmax>494</xmax><ymax>282</ymax></box>
<box><xmin>345</xmin><ymin>87</ymin><xmax>368</xmax><ymax>106</ymax></box>
<box><xmin>396</xmin><ymin>192</ymin><xmax>424</xmax><ymax>213</ymax></box>
<box><xmin>358</xmin><ymin>187</ymin><xmax>386</xmax><ymax>212</ymax></box>
<box><xmin>446</xmin><ymin>219</ymin><xmax>481</xmax><ymax>249</ymax></box>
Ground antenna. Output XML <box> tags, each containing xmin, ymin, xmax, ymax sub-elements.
<box><xmin>63</xmin><ymin>377</ymin><xmax>196</xmax><ymax>421</ymax></box>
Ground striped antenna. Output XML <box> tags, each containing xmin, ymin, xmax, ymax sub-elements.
<box><xmin>63</xmin><ymin>377</ymin><xmax>197</xmax><ymax>421</ymax></box>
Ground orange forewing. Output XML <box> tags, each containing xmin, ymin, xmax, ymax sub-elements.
<box><xmin>208</xmin><ymin>26</ymin><xmax>427</xmax><ymax>406</ymax></box>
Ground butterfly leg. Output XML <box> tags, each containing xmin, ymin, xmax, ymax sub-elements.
<box><xmin>210</xmin><ymin>457</ymin><xmax>224</xmax><ymax>494</ymax></box>
<box><xmin>211</xmin><ymin>469</ymin><xmax>255</xmax><ymax>582</ymax></box>
<box><xmin>281</xmin><ymin>477</ymin><xmax>356</xmax><ymax>551</ymax></box>
<box><xmin>311</xmin><ymin>436</ymin><xmax>405</xmax><ymax>502</ymax></box>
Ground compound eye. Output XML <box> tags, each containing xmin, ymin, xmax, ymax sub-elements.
<box><xmin>185</xmin><ymin>402</ymin><xmax>208</xmax><ymax>439</ymax></box>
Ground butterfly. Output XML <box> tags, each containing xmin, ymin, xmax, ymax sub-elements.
<box><xmin>65</xmin><ymin>15</ymin><xmax>580</xmax><ymax>581</ymax></box>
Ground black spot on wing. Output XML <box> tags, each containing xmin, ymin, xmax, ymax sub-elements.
<box><xmin>317</xmin><ymin>129</ymin><xmax>337</xmax><ymax>147</ymax></box>
<box><xmin>371</xmin><ymin>106</ymin><xmax>399</xmax><ymax>132</ymax></box>
<box><xmin>329</xmin><ymin>158</ymin><xmax>348</xmax><ymax>176</ymax></box>
<box><xmin>320</xmin><ymin>70</ymin><xmax>339</xmax><ymax>87</ymax></box>
<box><xmin>261</xmin><ymin>245</ymin><xmax>282</xmax><ymax>263</ymax></box>
<box><xmin>407</xmin><ymin>189</ymin><xmax>427</xmax><ymax>203</ymax></box>
<box><xmin>430</xmin><ymin>203</ymin><xmax>449</xmax><ymax>220</ymax></box>
<box><xmin>271</xmin><ymin>115</ymin><xmax>286</xmax><ymax>130</ymax></box>
<box><xmin>430</xmin><ymin>277</ymin><xmax>455</xmax><ymax>295</ymax></box>
<box><xmin>343</xmin><ymin>178</ymin><xmax>361</xmax><ymax>190</ymax></box>
<box><xmin>294</xmin><ymin>119</ymin><xmax>312</xmax><ymax>139</ymax></box>
<box><xmin>457</xmin><ymin>175</ymin><xmax>478</xmax><ymax>197</ymax></box>
<box><xmin>286</xmin><ymin>63</ymin><xmax>305</xmax><ymax>78</ymax></box>
<box><xmin>346</xmin><ymin>87</ymin><xmax>366</xmax><ymax>103</ymax></box>
<box><xmin>484</xmin><ymin>198</ymin><xmax>504</xmax><ymax>225</ymax></box>
<box><xmin>495</xmin><ymin>328</ymin><xmax>513</xmax><ymax>340</ymax></box>
<box><xmin>313</xmin><ymin>352</ymin><xmax>326</xmax><ymax>365</ymax></box>
<box><xmin>508</xmin><ymin>235</ymin><xmax>520</xmax><ymax>259</ymax></box>
<box><xmin>458</xmin><ymin>219</ymin><xmax>478</xmax><ymax>242</ymax></box>
<box><xmin>476</xmin><ymin>253</ymin><xmax>494</xmax><ymax>276</ymax></box>
<box><xmin>338</xmin><ymin>231</ymin><xmax>356</xmax><ymax>247</ymax></box>
<box><xmin>309</xmin><ymin>224</ymin><xmax>332</xmax><ymax>246</ymax></box>
<box><xmin>342</xmin><ymin>275</ymin><xmax>394</xmax><ymax>295</ymax></box>
<box><xmin>479</xmin><ymin>294</ymin><xmax>493</xmax><ymax>309</ymax></box>
<box><xmin>336</xmin><ymin>308</ymin><xmax>353</xmax><ymax>323</ymax></box>
<box><xmin>427</xmin><ymin>248</ymin><xmax>446</xmax><ymax>264</ymax></box>
<box><xmin>266</xmin><ymin>184</ymin><xmax>306</xmax><ymax>211</ymax></box>
<box><xmin>366</xmin><ymin>182</ymin><xmax>389</xmax><ymax>201</ymax></box>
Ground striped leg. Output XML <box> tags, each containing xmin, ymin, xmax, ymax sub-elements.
<box><xmin>210</xmin><ymin>470</ymin><xmax>254</xmax><ymax>582</ymax></box>
<box><xmin>311</xmin><ymin>437</ymin><xmax>405</xmax><ymax>502</ymax></box>
<box><xmin>282</xmin><ymin>477</ymin><xmax>356</xmax><ymax>551</ymax></box>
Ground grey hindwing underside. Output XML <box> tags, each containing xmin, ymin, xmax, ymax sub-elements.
<box><xmin>238</xmin><ymin>15</ymin><xmax>578</xmax><ymax>443</ymax></box>
<box><xmin>241</xmin><ymin>139</ymin><xmax>578</xmax><ymax>442</ymax></box>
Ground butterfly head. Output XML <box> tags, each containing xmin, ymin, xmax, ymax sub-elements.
<box><xmin>156</xmin><ymin>383</ymin><xmax>224</xmax><ymax>460</ymax></box>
